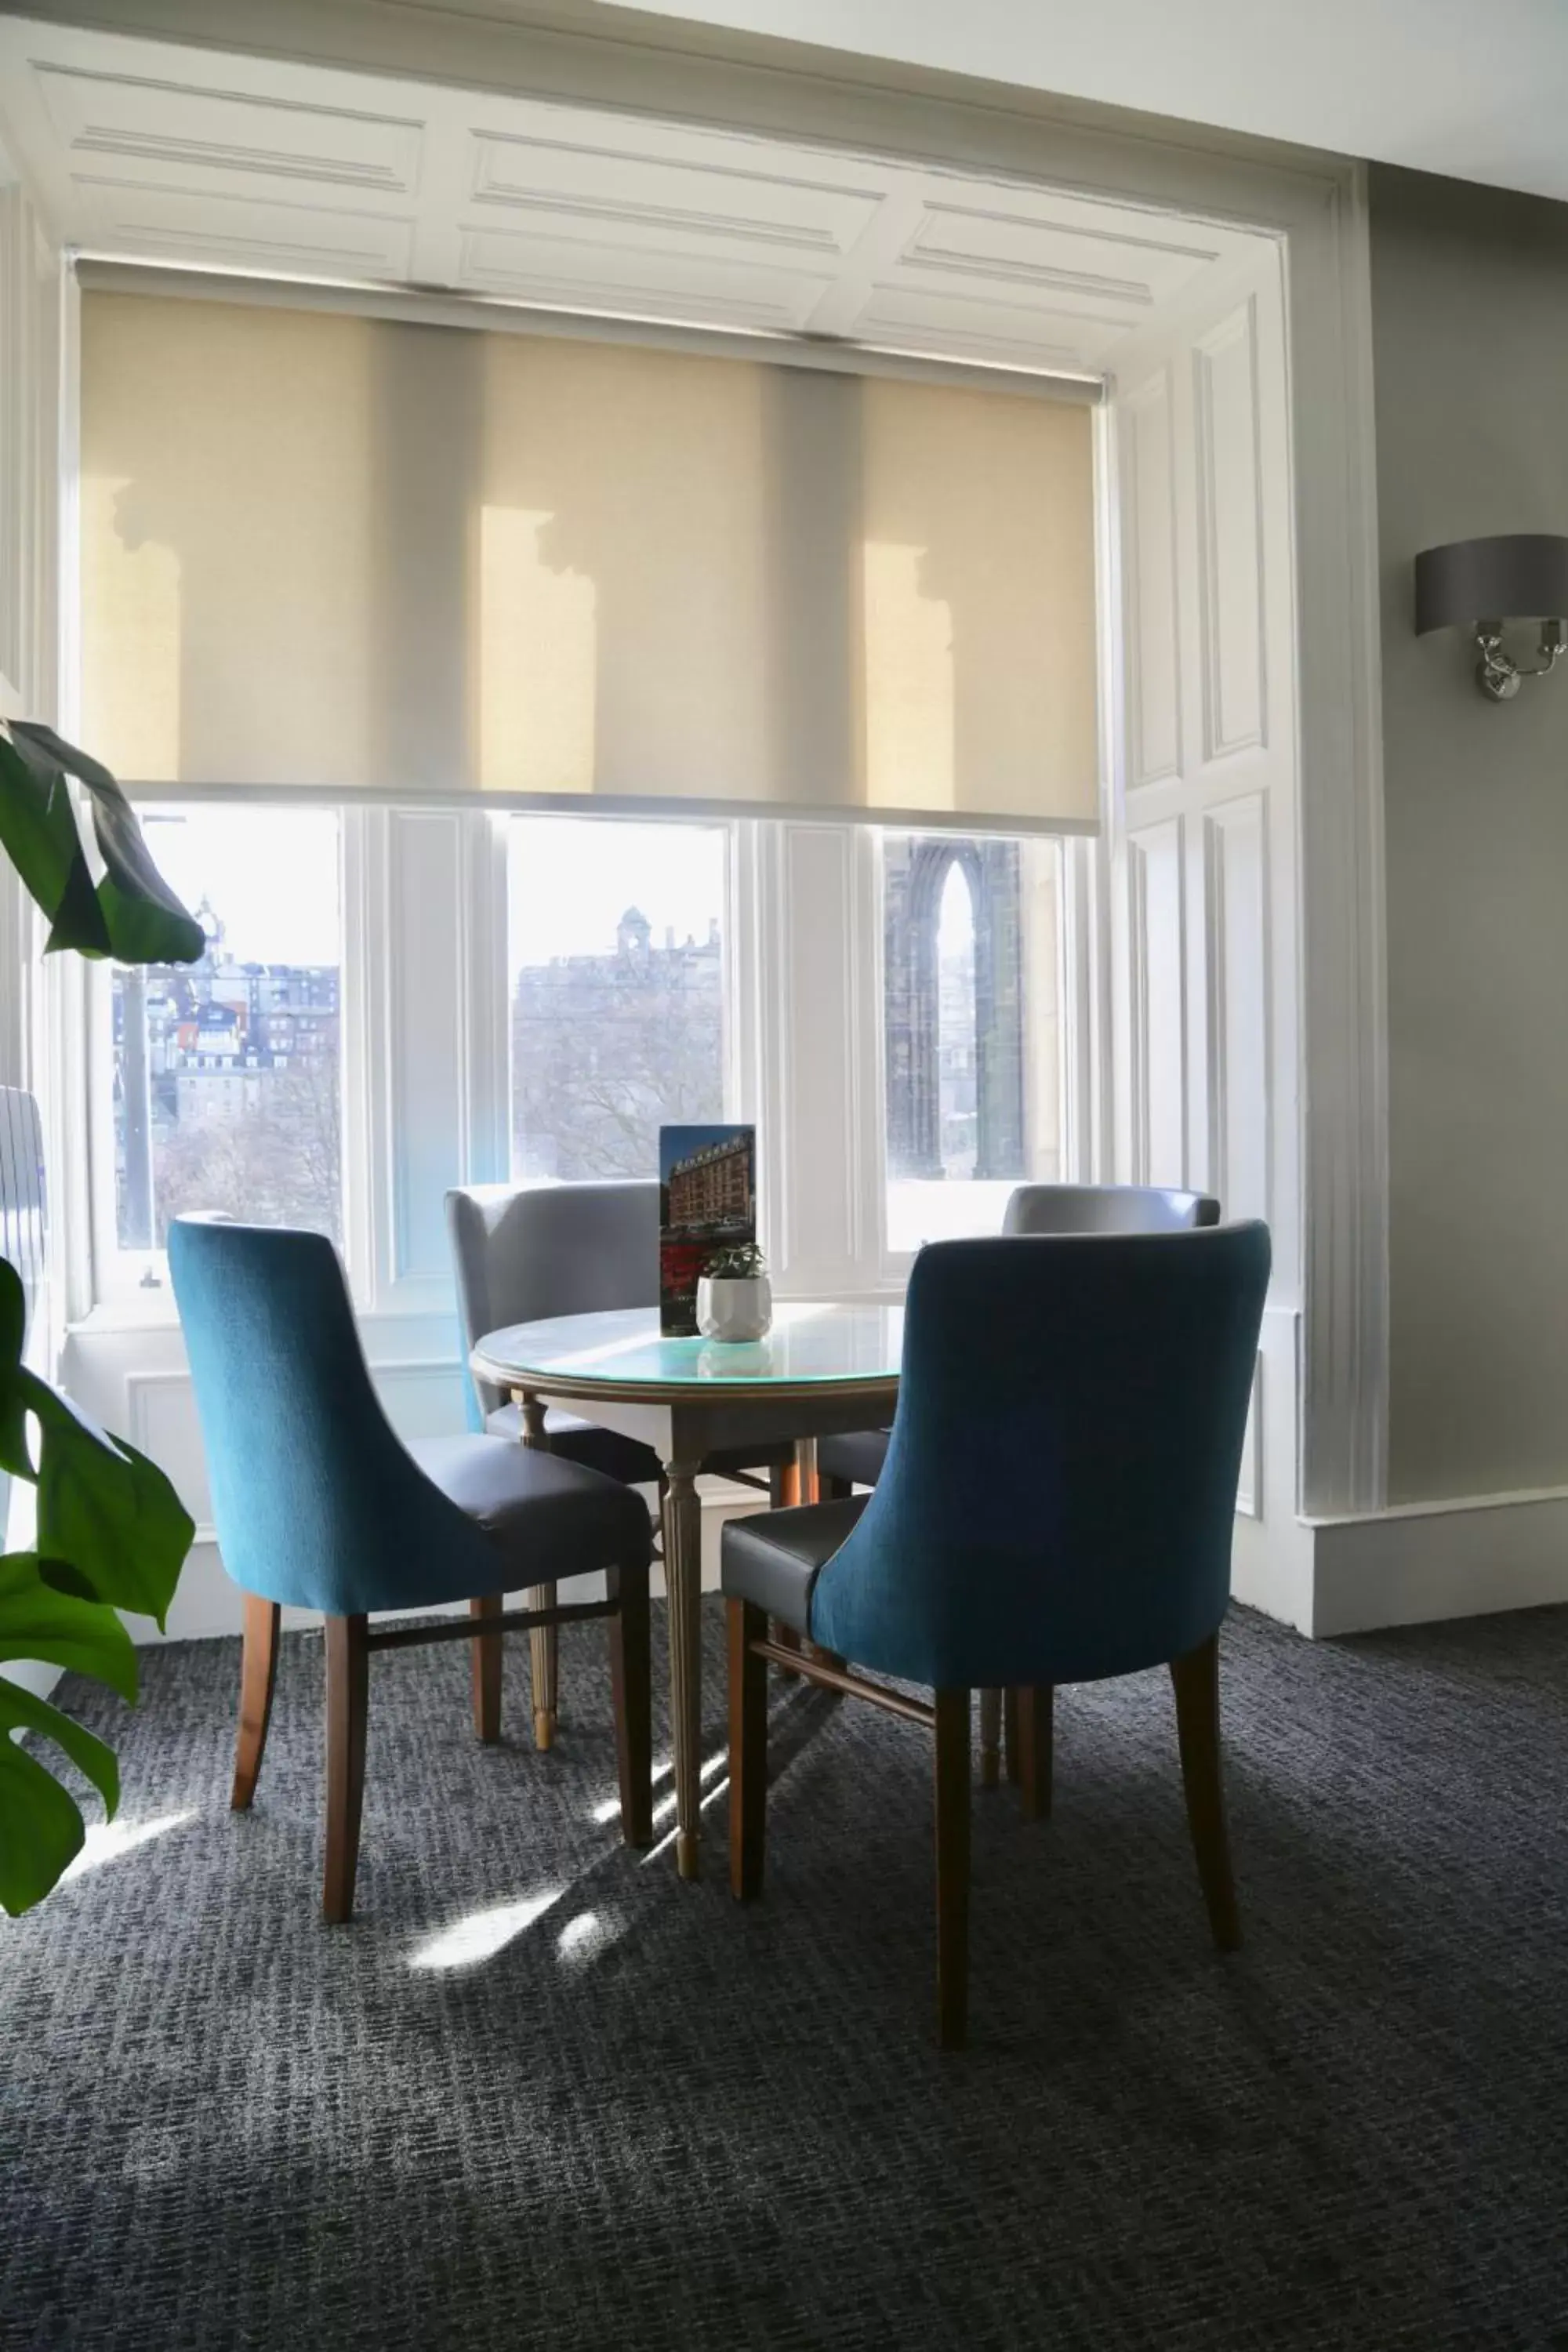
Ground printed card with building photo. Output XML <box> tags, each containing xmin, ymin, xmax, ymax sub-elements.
<box><xmin>659</xmin><ymin>1123</ymin><xmax>757</xmax><ymax>1335</ymax></box>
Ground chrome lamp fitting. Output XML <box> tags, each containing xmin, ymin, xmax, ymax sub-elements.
<box><xmin>1415</xmin><ymin>533</ymin><xmax>1568</xmax><ymax>702</ymax></box>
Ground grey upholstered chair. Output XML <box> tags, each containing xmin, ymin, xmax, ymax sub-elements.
<box><xmin>447</xmin><ymin>1181</ymin><xmax>790</xmax><ymax>1748</ymax></box>
<box><xmin>817</xmin><ymin>1181</ymin><xmax>1223</xmax><ymax>1784</ymax></box>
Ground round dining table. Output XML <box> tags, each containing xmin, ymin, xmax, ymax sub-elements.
<box><xmin>470</xmin><ymin>1300</ymin><xmax>903</xmax><ymax>1878</ymax></box>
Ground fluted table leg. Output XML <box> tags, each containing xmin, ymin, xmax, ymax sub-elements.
<box><xmin>662</xmin><ymin>1457</ymin><xmax>705</xmax><ymax>1881</ymax></box>
<box><xmin>519</xmin><ymin>1392</ymin><xmax>558</xmax><ymax>1751</ymax></box>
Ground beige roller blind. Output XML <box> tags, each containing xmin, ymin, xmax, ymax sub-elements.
<box><xmin>81</xmin><ymin>289</ymin><xmax>1098</xmax><ymax>829</ymax></box>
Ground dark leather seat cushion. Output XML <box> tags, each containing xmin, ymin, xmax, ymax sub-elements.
<box><xmin>485</xmin><ymin>1403</ymin><xmax>792</xmax><ymax>1486</ymax></box>
<box><xmin>720</xmin><ymin>1497</ymin><xmax>868</xmax><ymax>1633</ymax></box>
<box><xmin>816</xmin><ymin>1428</ymin><xmax>891</xmax><ymax>1489</ymax></box>
<box><xmin>410</xmin><ymin>1436</ymin><xmax>652</xmax><ymax>1584</ymax></box>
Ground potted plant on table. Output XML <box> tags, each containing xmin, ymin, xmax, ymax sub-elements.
<box><xmin>0</xmin><ymin>720</ymin><xmax>201</xmax><ymax>1915</ymax></box>
<box><xmin>696</xmin><ymin>1241</ymin><xmax>772</xmax><ymax>1343</ymax></box>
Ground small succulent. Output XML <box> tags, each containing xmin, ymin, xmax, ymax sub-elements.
<box><xmin>705</xmin><ymin>1241</ymin><xmax>767</xmax><ymax>1279</ymax></box>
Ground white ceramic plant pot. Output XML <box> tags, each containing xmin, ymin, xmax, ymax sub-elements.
<box><xmin>696</xmin><ymin>1273</ymin><xmax>772</xmax><ymax>1343</ymax></box>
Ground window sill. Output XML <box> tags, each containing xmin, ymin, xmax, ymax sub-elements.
<box><xmin>69</xmin><ymin>1293</ymin><xmax>183</xmax><ymax>1338</ymax></box>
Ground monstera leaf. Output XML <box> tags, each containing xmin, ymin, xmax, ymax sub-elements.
<box><xmin>0</xmin><ymin>1261</ymin><xmax>192</xmax><ymax>1915</ymax></box>
<box><xmin>0</xmin><ymin>720</ymin><xmax>205</xmax><ymax>964</ymax></box>
<box><xmin>0</xmin><ymin>739</ymin><xmax>201</xmax><ymax>1913</ymax></box>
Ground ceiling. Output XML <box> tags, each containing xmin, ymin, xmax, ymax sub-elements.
<box><xmin>593</xmin><ymin>0</ymin><xmax>1568</xmax><ymax>212</ymax></box>
<box><xmin>0</xmin><ymin>15</ymin><xmax>1266</xmax><ymax>379</ymax></box>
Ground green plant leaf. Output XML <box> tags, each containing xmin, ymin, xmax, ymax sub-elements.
<box><xmin>0</xmin><ymin>1552</ymin><xmax>140</xmax><ymax>1702</ymax></box>
<box><xmin>0</xmin><ymin>1258</ymin><xmax>29</xmax><ymax>1476</ymax></box>
<box><xmin>0</xmin><ymin>722</ymin><xmax>205</xmax><ymax>965</ymax></box>
<box><xmin>0</xmin><ymin>1730</ymin><xmax>87</xmax><ymax>1916</ymax></box>
<box><xmin>18</xmin><ymin>1373</ymin><xmax>193</xmax><ymax>1628</ymax></box>
<box><xmin>0</xmin><ymin>1675</ymin><xmax>119</xmax><ymax>1819</ymax></box>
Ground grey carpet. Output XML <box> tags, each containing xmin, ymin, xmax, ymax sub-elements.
<box><xmin>3</xmin><ymin>1599</ymin><xmax>1567</xmax><ymax>2351</ymax></box>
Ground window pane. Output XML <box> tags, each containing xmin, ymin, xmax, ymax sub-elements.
<box><xmin>882</xmin><ymin>832</ymin><xmax>1062</xmax><ymax>1252</ymax></box>
<box><xmin>114</xmin><ymin>807</ymin><xmax>343</xmax><ymax>1247</ymax></box>
<box><xmin>509</xmin><ymin>818</ymin><xmax>728</xmax><ymax>1179</ymax></box>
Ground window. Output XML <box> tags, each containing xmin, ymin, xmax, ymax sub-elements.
<box><xmin>881</xmin><ymin>831</ymin><xmax>1063</xmax><ymax>1252</ymax></box>
<box><xmin>109</xmin><ymin>805</ymin><xmax>344</xmax><ymax>1250</ymax></box>
<box><xmin>507</xmin><ymin>816</ymin><xmax>731</xmax><ymax>1179</ymax></box>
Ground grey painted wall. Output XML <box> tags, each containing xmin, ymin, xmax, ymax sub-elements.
<box><xmin>1370</xmin><ymin>164</ymin><xmax>1568</xmax><ymax>1501</ymax></box>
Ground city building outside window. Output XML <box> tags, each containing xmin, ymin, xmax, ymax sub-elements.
<box><xmin>881</xmin><ymin>830</ymin><xmax>1063</xmax><ymax>1252</ymax></box>
<box><xmin>111</xmin><ymin>805</ymin><xmax>344</xmax><ymax>1250</ymax></box>
<box><xmin>507</xmin><ymin>815</ymin><xmax>731</xmax><ymax>1181</ymax></box>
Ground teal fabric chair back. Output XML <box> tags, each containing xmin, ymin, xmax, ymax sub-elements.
<box><xmin>810</xmin><ymin>1224</ymin><xmax>1270</xmax><ymax>1689</ymax></box>
<box><xmin>170</xmin><ymin>1218</ymin><xmax>499</xmax><ymax>1615</ymax></box>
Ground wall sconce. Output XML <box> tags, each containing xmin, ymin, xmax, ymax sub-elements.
<box><xmin>1415</xmin><ymin>533</ymin><xmax>1568</xmax><ymax>700</ymax></box>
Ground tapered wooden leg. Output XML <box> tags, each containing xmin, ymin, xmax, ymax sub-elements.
<box><xmin>769</xmin><ymin>1462</ymin><xmax>803</xmax><ymax>1675</ymax></box>
<box><xmin>934</xmin><ymin>1687</ymin><xmax>972</xmax><ymax>2051</ymax></box>
<box><xmin>470</xmin><ymin>1594</ymin><xmax>503</xmax><ymax>1744</ymax></box>
<box><xmin>662</xmin><ymin>1458</ymin><xmax>705</xmax><ymax>1880</ymax></box>
<box><xmin>230</xmin><ymin>1594</ymin><xmax>281</xmax><ymax>1810</ymax></box>
<box><xmin>608</xmin><ymin>1558</ymin><xmax>653</xmax><ymax>1848</ymax></box>
<box><xmin>323</xmin><ymin>1613</ymin><xmax>369</xmax><ymax>1926</ymax></box>
<box><xmin>1015</xmin><ymin>1685</ymin><xmax>1054</xmax><ymax>1823</ymax></box>
<box><xmin>1171</xmin><ymin>1634</ymin><xmax>1240</xmax><ymax>1951</ymax></box>
<box><xmin>518</xmin><ymin>1392</ymin><xmax>558</xmax><ymax>1749</ymax></box>
<box><xmin>978</xmin><ymin>1687</ymin><xmax>1002</xmax><ymax>1789</ymax></box>
<box><xmin>1004</xmin><ymin>1688</ymin><xmax>1022</xmax><ymax>1786</ymax></box>
<box><xmin>728</xmin><ymin>1597</ymin><xmax>768</xmax><ymax>1900</ymax></box>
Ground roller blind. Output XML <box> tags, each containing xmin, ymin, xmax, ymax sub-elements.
<box><xmin>81</xmin><ymin>289</ymin><xmax>1099</xmax><ymax>830</ymax></box>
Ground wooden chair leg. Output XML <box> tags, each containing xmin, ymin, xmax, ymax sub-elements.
<box><xmin>933</xmin><ymin>1686</ymin><xmax>972</xmax><ymax>2050</ymax></box>
<box><xmin>608</xmin><ymin>1559</ymin><xmax>654</xmax><ymax>1848</ymax></box>
<box><xmin>323</xmin><ymin>1613</ymin><xmax>369</xmax><ymax>1926</ymax></box>
<box><xmin>1004</xmin><ymin>1688</ymin><xmax>1022</xmax><ymax>1786</ymax></box>
<box><xmin>728</xmin><ymin>1597</ymin><xmax>769</xmax><ymax>1900</ymax></box>
<box><xmin>1170</xmin><ymin>1633</ymin><xmax>1241</xmax><ymax>1951</ymax></box>
<box><xmin>1015</xmin><ymin>1685</ymin><xmax>1054</xmax><ymax>1822</ymax></box>
<box><xmin>527</xmin><ymin>1586</ymin><xmax>558</xmax><ymax>1749</ymax></box>
<box><xmin>978</xmin><ymin>1686</ymin><xmax>1002</xmax><ymax>1788</ymax></box>
<box><xmin>230</xmin><ymin>1594</ymin><xmax>281</xmax><ymax>1810</ymax></box>
<box><xmin>470</xmin><ymin>1593</ymin><xmax>503</xmax><ymax>1744</ymax></box>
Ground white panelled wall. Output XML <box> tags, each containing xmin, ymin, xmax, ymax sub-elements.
<box><xmin>0</xmin><ymin>150</ymin><xmax>65</xmax><ymax>1700</ymax></box>
<box><xmin>1108</xmin><ymin>241</ymin><xmax>1313</xmax><ymax>1625</ymax></box>
<box><xmin>0</xmin><ymin>157</ymin><xmax>62</xmax><ymax>1088</ymax></box>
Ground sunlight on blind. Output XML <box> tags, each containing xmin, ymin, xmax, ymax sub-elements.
<box><xmin>81</xmin><ymin>290</ymin><xmax>1098</xmax><ymax>829</ymax></box>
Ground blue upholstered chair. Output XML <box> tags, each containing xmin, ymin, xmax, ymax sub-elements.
<box><xmin>816</xmin><ymin>1181</ymin><xmax>1223</xmax><ymax>1787</ymax></box>
<box><xmin>447</xmin><ymin>1180</ymin><xmax>790</xmax><ymax>1750</ymax></box>
<box><xmin>817</xmin><ymin>1183</ymin><xmax>1221</xmax><ymax>1497</ymax></box>
<box><xmin>169</xmin><ymin>1218</ymin><xmax>654</xmax><ymax>1922</ymax></box>
<box><xmin>722</xmin><ymin>1222</ymin><xmax>1270</xmax><ymax>2047</ymax></box>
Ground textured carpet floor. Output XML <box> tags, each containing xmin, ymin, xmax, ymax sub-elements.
<box><xmin>3</xmin><ymin>1599</ymin><xmax>1567</xmax><ymax>2351</ymax></box>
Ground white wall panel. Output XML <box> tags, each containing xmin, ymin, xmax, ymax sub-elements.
<box><xmin>1123</xmin><ymin>368</ymin><xmax>1181</xmax><ymax>788</ymax></box>
<box><xmin>1194</xmin><ymin>295</ymin><xmax>1267</xmax><ymax>760</ymax></box>
<box><xmin>1127</xmin><ymin>817</ymin><xmax>1185</xmax><ymax>1186</ymax></box>
<box><xmin>1110</xmin><ymin>241</ymin><xmax>1302</xmax><ymax>1614</ymax></box>
<box><xmin>1204</xmin><ymin>791</ymin><xmax>1270</xmax><ymax>1224</ymax></box>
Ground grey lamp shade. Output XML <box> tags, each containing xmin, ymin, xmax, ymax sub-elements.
<box><xmin>1415</xmin><ymin>534</ymin><xmax>1568</xmax><ymax>633</ymax></box>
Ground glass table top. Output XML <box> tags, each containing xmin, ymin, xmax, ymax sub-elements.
<box><xmin>472</xmin><ymin>1301</ymin><xmax>904</xmax><ymax>1392</ymax></box>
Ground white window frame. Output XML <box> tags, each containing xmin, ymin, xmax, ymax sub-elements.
<box><xmin>74</xmin><ymin>793</ymin><xmax>1089</xmax><ymax>1327</ymax></box>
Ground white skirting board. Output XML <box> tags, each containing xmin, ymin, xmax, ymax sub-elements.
<box><xmin>26</xmin><ymin>1487</ymin><xmax>1568</xmax><ymax>1675</ymax></box>
<box><xmin>1308</xmin><ymin>1486</ymin><xmax>1568</xmax><ymax>1635</ymax></box>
